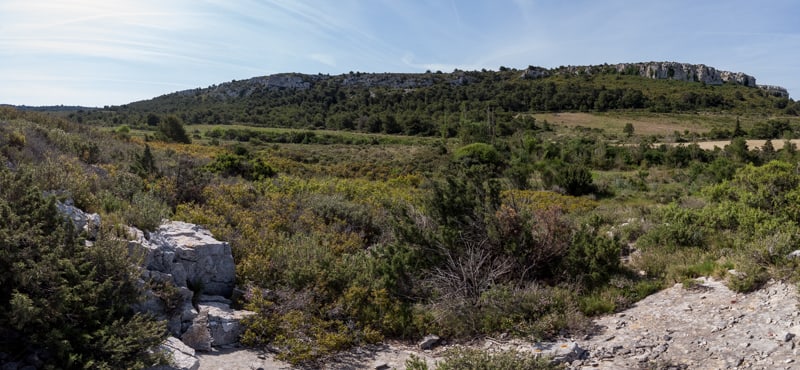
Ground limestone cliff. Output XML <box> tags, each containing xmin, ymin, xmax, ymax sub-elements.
<box><xmin>614</xmin><ymin>62</ymin><xmax>757</xmax><ymax>86</ymax></box>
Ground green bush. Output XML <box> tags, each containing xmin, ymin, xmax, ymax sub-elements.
<box><xmin>123</xmin><ymin>191</ymin><xmax>171</xmax><ymax>232</ymax></box>
<box><xmin>546</xmin><ymin>164</ymin><xmax>595</xmax><ymax>196</ymax></box>
<box><xmin>0</xmin><ymin>167</ymin><xmax>167</xmax><ymax>369</ymax></box>
<box><xmin>559</xmin><ymin>228</ymin><xmax>621</xmax><ymax>288</ymax></box>
<box><xmin>157</xmin><ymin>115</ymin><xmax>191</xmax><ymax>144</ymax></box>
<box><xmin>434</xmin><ymin>347</ymin><xmax>558</xmax><ymax>370</ymax></box>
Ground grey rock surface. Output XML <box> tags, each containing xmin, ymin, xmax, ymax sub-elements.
<box><xmin>182</xmin><ymin>310</ymin><xmax>213</xmax><ymax>352</ymax></box>
<box><xmin>148</xmin><ymin>336</ymin><xmax>200</xmax><ymax>370</ymax></box>
<box><xmin>418</xmin><ymin>335</ymin><xmax>440</xmax><ymax>350</ymax></box>
<box><xmin>532</xmin><ymin>342</ymin><xmax>586</xmax><ymax>364</ymax></box>
<box><xmin>145</xmin><ymin>221</ymin><xmax>236</xmax><ymax>297</ymax></box>
<box><xmin>198</xmin><ymin>301</ymin><xmax>255</xmax><ymax>347</ymax></box>
<box><xmin>570</xmin><ymin>278</ymin><xmax>800</xmax><ymax>369</ymax></box>
<box><xmin>56</xmin><ymin>199</ymin><xmax>100</xmax><ymax>239</ymax></box>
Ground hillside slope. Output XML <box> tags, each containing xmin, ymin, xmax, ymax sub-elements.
<box><xmin>70</xmin><ymin>62</ymin><xmax>797</xmax><ymax>135</ymax></box>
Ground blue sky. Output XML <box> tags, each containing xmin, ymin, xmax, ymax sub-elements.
<box><xmin>1</xmin><ymin>0</ymin><xmax>799</xmax><ymax>106</ymax></box>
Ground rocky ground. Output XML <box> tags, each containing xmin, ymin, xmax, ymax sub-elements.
<box><xmin>195</xmin><ymin>277</ymin><xmax>800</xmax><ymax>369</ymax></box>
<box><xmin>572</xmin><ymin>277</ymin><xmax>800</xmax><ymax>369</ymax></box>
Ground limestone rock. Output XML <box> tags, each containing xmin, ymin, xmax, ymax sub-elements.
<box><xmin>520</xmin><ymin>66</ymin><xmax>551</xmax><ymax>80</ymax></box>
<box><xmin>181</xmin><ymin>310</ymin><xmax>213</xmax><ymax>352</ymax></box>
<box><xmin>129</xmin><ymin>221</ymin><xmax>235</xmax><ymax>297</ymax></box>
<box><xmin>532</xmin><ymin>342</ymin><xmax>585</xmax><ymax>364</ymax></box>
<box><xmin>147</xmin><ymin>336</ymin><xmax>200</xmax><ymax>370</ymax></box>
<box><xmin>198</xmin><ymin>301</ymin><xmax>256</xmax><ymax>347</ymax></box>
<box><xmin>613</xmin><ymin>62</ymin><xmax>757</xmax><ymax>86</ymax></box>
<box><xmin>147</xmin><ymin>221</ymin><xmax>236</xmax><ymax>297</ymax></box>
<box><xmin>56</xmin><ymin>199</ymin><xmax>100</xmax><ymax>240</ymax></box>
<box><xmin>418</xmin><ymin>335</ymin><xmax>440</xmax><ymax>350</ymax></box>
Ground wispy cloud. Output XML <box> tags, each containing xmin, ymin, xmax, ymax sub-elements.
<box><xmin>1</xmin><ymin>0</ymin><xmax>798</xmax><ymax>105</ymax></box>
<box><xmin>310</xmin><ymin>53</ymin><xmax>336</xmax><ymax>67</ymax></box>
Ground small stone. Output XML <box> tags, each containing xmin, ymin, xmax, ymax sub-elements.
<box><xmin>786</xmin><ymin>358</ymin><xmax>795</xmax><ymax>364</ymax></box>
<box><xmin>374</xmin><ymin>362</ymin><xmax>391</xmax><ymax>370</ymax></box>
<box><xmin>419</xmin><ymin>335</ymin><xmax>440</xmax><ymax>350</ymax></box>
<box><xmin>783</xmin><ymin>332</ymin><xmax>795</xmax><ymax>342</ymax></box>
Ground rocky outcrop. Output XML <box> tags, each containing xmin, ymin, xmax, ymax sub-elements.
<box><xmin>614</xmin><ymin>62</ymin><xmax>757</xmax><ymax>86</ymax></box>
<box><xmin>759</xmin><ymin>84</ymin><xmax>790</xmax><ymax>98</ymax></box>
<box><xmin>133</xmin><ymin>221</ymin><xmax>236</xmax><ymax>297</ymax></box>
<box><xmin>56</xmin><ymin>199</ymin><xmax>100</xmax><ymax>240</ymax></box>
<box><xmin>200</xmin><ymin>300</ymin><xmax>255</xmax><ymax>347</ymax></box>
<box><xmin>128</xmin><ymin>220</ymin><xmax>254</xmax><ymax>366</ymax></box>
<box><xmin>520</xmin><ymin>66</ymin><xmax>551</xmax><ymax>80</ymax></box>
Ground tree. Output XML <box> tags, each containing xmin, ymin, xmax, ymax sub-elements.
<box><xmin>157</xmin><ymin>115</ymin><xmax>191</xmax><ymax>144</ymax></box>
<box><xmin>132</xmin><ymin>144</ymin><xmax>157</xmax><ymax>177</ymax></box>
<box><xmin>146</xmin><ymin>113</ymin><xmax>161</xmax><ymax>126</ymax></box>
<box><xmin>732</xmin><ymin>117</ymin><xmax>746</xmax><ymax>138</ymax></box>
<box><xmin>623</xmin><ymin>123</ymin><xmax>635</xmax><ymax>138</ymax></box>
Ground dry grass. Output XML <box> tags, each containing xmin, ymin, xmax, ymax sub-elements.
<box><xmin>676</xmin><ymin>139</ymin><xmax>800</xmax><ymax>151</ymax></box>
<box><xmin>530</xmin><ymin>112</ymin><xmax>800</xmax><ymax>137</ymax></box>
<box><xmin>532</xmin><ymin>112</ymin><xmax>714</xmax><ymax>136</ymax></box>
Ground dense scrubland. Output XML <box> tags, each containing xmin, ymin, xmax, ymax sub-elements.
<box><xmin>4</xmin><ymin>66</ymin><xmax>800</xmax><ymax>368</ymax></box>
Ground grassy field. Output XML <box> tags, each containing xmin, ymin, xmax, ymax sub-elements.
<box><xmin>532</xmin><ymin>112</ymin><xmax>800</xmax><ymax>138</ymax></box>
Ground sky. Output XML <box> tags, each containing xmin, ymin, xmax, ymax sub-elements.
<box><xmin>1</xmin><ymin>0</ymin><xmax>799</xmax><ymax>107</ymax></box>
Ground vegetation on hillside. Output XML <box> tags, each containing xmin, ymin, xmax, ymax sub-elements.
<box><xmin>64</xmin><ymin>67</ymin><xmax>799</xmax><ymax>139</ymax></box>
<box><xmin>3</xmin><ymin>65</ymin><xmax>800</xmax><ymax>367</ymax></box>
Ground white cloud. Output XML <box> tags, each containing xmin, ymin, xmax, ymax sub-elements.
<box><xmin>310</xmin><ymin>53</ymin><xmax>336</xmax><ymax>67</ymax></box>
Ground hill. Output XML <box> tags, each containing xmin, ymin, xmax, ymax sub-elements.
<box><xmin>69</xmin><ymin>62</ymin><xmax>798</xmax><ymax>137</ymax></box>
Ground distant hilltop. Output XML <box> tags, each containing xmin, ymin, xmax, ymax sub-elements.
<box><xmin>160</xmin><ymin>61</ymin><xmax>789</xmax><ymax>102</ymax></box>
<box><xmin>523</xmin><ymin>62</ymin><xmax>789</xmax><ymax>98</ymax></box>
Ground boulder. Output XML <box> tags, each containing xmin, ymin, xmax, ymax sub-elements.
<box><xmin>147</xmin><ymin>336</ymin><xmax>200</xmax><ymax>370</ymax></box>
<box><xmin>142</xmin><ymin>221</ymin><xmax>236</xmax><ymax>297</ymax></box>
<box><xmin>418</xmin><ymin>335</ymin><xmax>440</xmax><ymax>350</ymax></box>
<box><xmin>181</xmin><ymin>310</ymin><xmax>213</xmax><ymax>352</ymax></box>
<box><xmin>199</xmin><ymin>301</ymin><xmax>256</xmax><ymax>347</ymax></box>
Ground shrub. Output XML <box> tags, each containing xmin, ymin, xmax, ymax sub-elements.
<box><xmin>7</xmin><ymin>130</ymin><xmax>26</xmax><ymax>148</ymax></box>
<box><xmin>434</xmin><ymin>347</ymin><xmax>558</xmax><ymax>370</ymax></box>
<box><xmin>544</xmin><ymin>163</ymin><xmax>595</xmax><ymax>196</ymax></box>
<box><xmin>123</xmin><ymin>191</ymin><xmax>171</xmax><ymax>232</ymax></box>
<box><xmin>157</xmin><ymin>115</ymin><xmax>191</xmax><ymax>144</ymax></box>
<box><xmin>0</xmin><ymin>167</ymin><xmax>167</xmax><ymax>369</ymax></box>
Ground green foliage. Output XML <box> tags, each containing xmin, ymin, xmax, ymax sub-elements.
<box><xmin>205</xmin><ymin>148</ymin><xmax>276</xmax><ymax>181</ymax></box>
<box><xmin>551</xmin><ymin>164</ymin><xmax>595</xmax><ymax>196</ymax></box>
<box><xmin>453</xmin><ymin>143</ymin><xmax>502</xmax><ymax>168</ymax></box>
<box><xmin>623</xmin><ymin>122</ymin><xmax>635</xmax><ymax>137</ymax></box>
<box><xmin>123</xmin><ymin>191</ymin><xmax>171</xmax><ymax>232</ymax></box>
<box><xmin>560</xmin><ymin>228</ymin><xmax>621</xmax><ymax>288</ymax></box>
<box><xmin>132</xmin><ymin>144</ymin><xmax>158</xmax><ymax>177</ymax></box>
<box><xmin>7</xmin><ymin>129</ymin><xmax>26</xmax><ymax>148</ymax></box>
<box><xmin>0</xmin><ymin>166</ymin><xmax>166</xmax><ymax>369</ymax></box>
<box><xmin>157</xmin><ymin>115</ymin><xmax>191</xmax><ymax>143</ymax></box>
<box><xmin>433</xmin><ymin>347</ymin><xmax>559</xmax><ymax>370</ymax></box>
